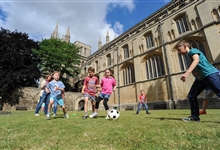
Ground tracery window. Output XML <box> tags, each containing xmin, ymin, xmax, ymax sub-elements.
<box><xmin>122</xmin><ymin>64</ymin><xmax>135</xmax><ymax>85</ymax></box>
<box><xmin>145</xmin><ymin>54</ymin><xmax>165</xmax><ymax>79</ymax></box>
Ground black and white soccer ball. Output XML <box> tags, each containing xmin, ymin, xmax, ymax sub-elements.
<box><xmin>108</xmin><ymin>109</ymin><xmax>120</xmax><ymax>120</ymax></box>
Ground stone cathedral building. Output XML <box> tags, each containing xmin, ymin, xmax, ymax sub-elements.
<box><xmin>53</xmin><ymin>0</ymin><xmax>220</xmax><ymax>110</ymax></box>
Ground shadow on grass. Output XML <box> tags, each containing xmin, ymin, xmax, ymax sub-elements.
<box><xmin>147</xmin><ymin>117</ymin><xmax>220</xmax><ymax>124</ymax></box>
<box><xmin>153</xmin><ymin>117</ymin><xmax>182</xmax><ymax>121</ymax></box>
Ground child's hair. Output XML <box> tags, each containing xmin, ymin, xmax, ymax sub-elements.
<box><xmin>45</xmin><ymin>73</ymin><xmax>53</xmax><ymax>79</ymax></box>
<box><xmin>105</xmin><ymin>68</ymin><xmax>115</xmax><ymax>78</ymax></box>
<box><xmin>175</xmin><ymin>40</ymin><xmax>191</xmax><ymax>49</ymax></box>
<box><xmin>88</xmin><ymin>67</ymin><xmax>95</xmax><ymax>72</ymax></box>
<box><xmin>52</xmin><ymin>71</ymin><xmax>60</xmax><ymax>76</ymax></box>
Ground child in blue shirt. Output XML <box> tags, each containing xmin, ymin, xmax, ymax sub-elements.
<box><xmin>46</xmin><ymin>71</ymin><xmax>69</xmax><ymax>119</ymax></box>
<box><xmin>175</xmin><ymin>40</ymin><xmax>220</xmax><ymax>122</ymax></box>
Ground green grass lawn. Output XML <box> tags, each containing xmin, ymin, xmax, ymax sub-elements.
<box><xmin>0</xmin><ymin>109</ymin><xmax>220</xmax><ymax>150</ymax></box>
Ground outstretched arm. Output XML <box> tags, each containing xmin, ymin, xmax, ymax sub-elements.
<box><xmin>81</xmin><ymin>85</ymin><xmax>86</xmax><ymax>94</ymax></box>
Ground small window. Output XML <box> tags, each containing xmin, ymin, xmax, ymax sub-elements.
<box><xmin>123</xmin><ymin>45</ymin><xmax>129</xmax><ymax>59</ymax></box>
<box><xmin>106</xmin><ymin>54</ymin><xmax>111</xmax><ymax>67</ymax></box>
<box><xmin>95</xmin><ymin>61</ymin><xmax>98</xmax><ymax>72</ymax></box>
<box><xmin>145</xmin><ymin>33</ymin><xmax>154</xmax><ymax>49</ymax></box>
<box><xmin>175</xmin><ymin>15</ymin><xmax>189</xmax><ymax>34</ymax></box>
<box><xmin>84</xmin><ymin>48</ymin><xmax>86</xmax><ymax>56</ymax></box>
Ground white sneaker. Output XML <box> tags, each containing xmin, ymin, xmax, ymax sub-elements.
<box><xmin>35</xmin><ymin>113</ymin><xmax>40</xmax><ymax>116</ymax></box>
<box><xmin>53</xmin><ymin>114</ymin><xmax>56</xmax><ymax>117</ymax></box>
<box><xmin>46</xmin><ymin>114</ymin><xmax>50</xmax><ymax>120</ymax></box>
<box><xmin>89</xmin><ymin>112</ymin><xmax>97</xmax><ymax>118</ymax></box>
<box><xmin>64</xmin><ymin>114</ymin><xmax>69</xmax><ymax>118</ymax></box>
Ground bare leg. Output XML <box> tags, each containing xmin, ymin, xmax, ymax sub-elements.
<box><xmin>47</xmin><ymin>100</ymin><xmax>54</xmax><ymax>114</ymax></box>
<box><xmin>84</xmin><ymin>97</ymin><xmax>88</xmax><ymax>116</ymax></box>
<box><xmin>106</xmin><ymin>109</ymin><xmax>109</xmax><ymax>116</ymax></box>
<box><xmin>62</xmin><ymin>106</ymin><xmax>67</xmax><ymax>115</ymax></box>
<box><xmin>202</xmin><ymin>99</ymin><xmax>208</xmax><ymax>112</ymax></box>
<box><xmin>91</xmin><ymin>101</ymin><xmax>95</xmax><ymax>113</ymax></box>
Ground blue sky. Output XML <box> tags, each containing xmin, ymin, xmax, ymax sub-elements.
<box><xmin>0</xmin><ymin>0</ymin><xmax>170</xmax><ymax>54</ymax></box>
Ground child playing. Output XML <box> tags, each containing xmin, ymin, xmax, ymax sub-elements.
<box><xmin>199</xmin><ymin>70</ymin><xmax>220</xmax><ymax>115</ymax></box>
<box><xmin>46</xmin><ymin>71</ymin><xmax>69</xmax><ymax>120</ymax></box>
<box><xmin>89</xmin><ymin>69</ymin><xmax>116</xmax><ymax>119</ymax></box>
<box><xmin>175</xmin><ymin>40</ymin><xmax>220</xmax><ymax>122</ymax></box>
<box><xmin>199</xmin><ymin>87</ymin><xmax>214</xmax><ymax>115</ymax></box>
<box><xmin>136</xmin><ymin>90</ymin><xmax>150</xmax><ymax>115</ymax></box>
<box><xmin>35</xmin><ymin>74</ymin><xmax>52</xmax><ymax>116</ymax></box>
<box><xmin>81</xmin><ymin>67</ymin><xmax>99</xmax><ymax>119</ymax></box>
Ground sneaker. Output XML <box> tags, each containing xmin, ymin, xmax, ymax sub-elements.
<box><xmin>106</xmin><ymin>115</ymin><xmax>110</xmax><ymax>120</ymax></box>
<box><xmin>199</xmin><ymin>110</ymin><xmax>207</xmax><ymax>115</ymax></box>
<box><xmin>52</xmin><ymin>114</ymin><xmax>56</xmax><ymax>117</ymax></box>
<box><xmin>89</xmin><ymin>112</ymin><xmax>98</xmax><ymax>118</ymax></box>
<box><xmin>147</xmin><ymin>112</ymin><xmax>151</xmax><ymax>114</ymax></box>
<box><xmin>35</xmin><ymin>113</ymin><xmax>40</xmax><ymax>116</ymax></box>
<box><xmin>64</xmin><ymin>114</ymin><xmax>69</xmax><ymax>118</ymax></box>
<box><xmin>83</xmin><ymin>115</ymin><xmax>88</xmax><ymax>119</ymax></box>
<box><xmin>182</xmin><ymin>116</ymin><xmax>200</xmax><ymax>122</ymax></box>
<box><xmin>46</xmin><ymin>114</ymin><xmax>50</xmax><ymax>120</ymax></box>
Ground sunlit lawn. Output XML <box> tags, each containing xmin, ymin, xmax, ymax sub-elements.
<box><xmin>0</xmin><ymin>109</ymin><xmax>220</xmax><ymax>150</ymax></box>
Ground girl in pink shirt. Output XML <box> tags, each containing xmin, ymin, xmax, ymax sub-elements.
<box><xmin>89</xmin><ymin>69</ymin><xmax>116</xmax><ymax>119</ymax></box>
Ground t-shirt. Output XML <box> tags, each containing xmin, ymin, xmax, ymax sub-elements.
<box><xmin>138</xmin><ymin>94</ymin><xmax>146</xmax><ymax>104</ymax></box>
<box><xmin>83</xmin><ymin>76</ymin><xmax>99</xmax><ymax>96</ymax></box>
<box><xmin>47</xmin><ymin>80</ymin><xmax>65</xmax><ymax>99</ymax></box>
<box><xmin>188</xmin><ymin>48</ymin><xmax>218</xmax><ymax>80</ymax></box>
<box><xmin>39</xmin><ymin>80</ymin><xmax>48</xmax><ymax>97</ymax></box>
<box><xmin>100</xmin><ymin>76</ymin><xmax>116</xmax><ymax>95</ymax></box>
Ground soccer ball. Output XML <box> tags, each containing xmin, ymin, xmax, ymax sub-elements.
<box><xmin>108</xmin><ymin>109</ymin><xmax>120</xmax><ymax>120</ymax></box>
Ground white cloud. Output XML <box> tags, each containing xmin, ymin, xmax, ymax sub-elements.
<box><xmin>0</xmin><ymin>0</ymin><xmax>135</xmax><ymax>54</ymax></box>
<box><xmin>106</xmin><ymin>0</ymin><xmax>135</xmax><ymax>12</ymax></box>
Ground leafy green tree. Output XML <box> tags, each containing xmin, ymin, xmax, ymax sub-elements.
<box><xmin>0</xmin><ymin>28</ymin><xmax>41</xmax><ymax>97</ymax></box>
<box><xmin>32</xmin><ymin>38</ymin><xmax>81</xmax><ymax>91</ymax></box>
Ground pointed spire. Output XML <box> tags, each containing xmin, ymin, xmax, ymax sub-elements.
<box><xmin>51</xmin><ymin>22</ymin><xmax>59</xmax><ymax>39</ymax></box>
<box><xmin>64</xmin><ymin>26</ymin><xmax>71</xmax><ymax>43</ymax></box>
<box><xmin>98</xmin><ymin>37</ymin><xmax>102</xmax><ymax>49</ymax></box>
<box><xmin>106</xmin><ymin>30</ymin><xmax>109</xmax><ymax>43</ymax></box>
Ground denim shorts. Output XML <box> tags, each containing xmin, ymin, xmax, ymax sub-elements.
<box><xmin>203</xmin><ymin>90</ymin><xmax>214</xmax><ymax>99</ymax></box>
<box><xmin>99</xmin><ymin>93</ymin><xmax>110</xmax><ymax>99</ymax></box>
<box><xmin>84</xmin><ymin>94</ymin><xmax>96</xmax><ymax>102</ymax></box>
<box><xmin>50</xmin><ymin>96</ymin><xmax>64</xmax><ymax>106</ymax></box>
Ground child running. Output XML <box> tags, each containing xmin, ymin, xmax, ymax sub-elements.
<box><xmin>175</xmin><ymin>40</ymin><xmax>220</xmax><ymax>122</ymax></box>
<box><xmin>199</xmin><ymin>70</ymin><xmax>220</xmax><ymax>115</ymax></box>
<box><xmin>89</xmin><ymin>69</ymin><xmax>116</xmax><ymax>119</ymax></box>
<box><xmin>81</xmin><ymin>67</ymin><xmax>99</xmax><ymax>119</ymax></box>
<box><xmin>46</xmin><ymin>71</ymin><xmax>69</xmax><ymax>120</ymax></box>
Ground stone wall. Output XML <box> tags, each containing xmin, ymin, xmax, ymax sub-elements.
<box><xmin>1</xmin><ymin>87</ymin><xmax>84</xmax><ymax>111</ymax></box>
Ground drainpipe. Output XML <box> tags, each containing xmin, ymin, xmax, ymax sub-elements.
<box><xmin>116</xmin><ymin>47</ymin><xmax>120</xmax><ymax>110</ymax></box>
<box><xmin>158</xmin><ymin>21</ymin><xmax>175</xmax><ymax>109</ymax></box>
